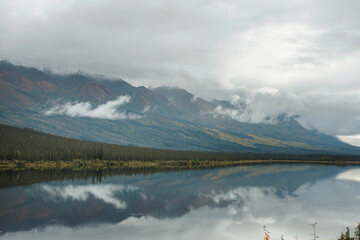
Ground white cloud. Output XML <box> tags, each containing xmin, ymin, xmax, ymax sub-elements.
<box><xmin>337</xmin><ymin>134</ymin><xmax>360</xmax><ymax>147</ymax></box>
<box><xmin>216</xmin><ymin>23</ymin><xmax>326</xmax><ymax>89</ymax></box>
<box><xmin>191</xmin><ymin>96</ymin><xmax>198</xmax><ymax>103</ymax></box>
<box><xmin>45</xmin><ymin>95</ymin><xmax>140</xmax><ymax>120</ymax></box>
<box><xmin>42</xmin><ymin>184</ymin><xmax>140</xmax><ymax>209</ymax></box>
<box><xmin>210</xmin><ymin>87</ymin><xmax>301</xmax><ymax>124</ymax></box>
<box><xmin>1</xmin><ymin>0</ymin><xmax>360</xmax><ymax>93</ymax></box>
<box><xmin>254</xmin><ymin>87</ymin><xmax>280</xmax><ymax>96</ymax></box>
<box><xmin>210</xmin><ymin>87</ymin><xmax>360</xmax><ymax>135</ymax></box>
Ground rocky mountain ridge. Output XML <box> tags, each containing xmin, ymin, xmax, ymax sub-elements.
<box><xmin>0</xmin><ymin>60</ymin><xmax>358</xmax><ymax>154</ymax></box>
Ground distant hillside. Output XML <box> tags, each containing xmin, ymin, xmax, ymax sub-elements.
<box><xmin>2</xmin><ymin>124</ymin><xmax>360</xmax><ymax>163</ymax></box>
<box><xmin>0</xmin><ymin>60</ymin><xmax>359</xmax><ymax>154</ymax></box>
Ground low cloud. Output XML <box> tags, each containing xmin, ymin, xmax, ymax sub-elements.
<box><xmin>210</xmin><ymin>87</ymin><xmax>300</xmax><ymax>125</ymax></box>
<box><xmin>210</xmin><ymin>87</ymin><xmax>360</xmax><ymax>136</ymax></box>
<box><xmin>337</xmin><ymin>134</ymin><xmax>360</xmax><ymax>147</ymax></box>
<box><xmin>45</xmin><ymin>95</ymin><xmax>140</xmax><ymax>120</ymax></box>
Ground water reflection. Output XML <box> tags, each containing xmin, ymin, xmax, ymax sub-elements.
<box><xmin>42</xmin><ymin>184</ymin><xmax>142</xmax><ymax>209</ymax></box>
<box><xmin>0</xmin><ymin>164</ymin><xmax>359</xmax><ymax>240</ymax></box>
<box><xmin>336</xmin><ymin>168</ymin><xmax>360</xmax><ymax>182</ymax></box>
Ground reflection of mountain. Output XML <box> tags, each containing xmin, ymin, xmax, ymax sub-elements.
<box><xmin>1</xmin><ymin>60</ymin><xmax>358</xmax><ymax>154</ymax></box>
<box><xmin>0</xmin><ymin>164</ymin><xmax>348</xmax><ymax>233</ymax></box>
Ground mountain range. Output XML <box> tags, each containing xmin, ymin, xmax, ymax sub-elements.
<box><xmin>0</xmin><ymin>60</ymin><xmax>358</xmax><ymax>154</ymax></box>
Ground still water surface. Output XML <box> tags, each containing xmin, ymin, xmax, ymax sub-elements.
<box><xmin>0</xmin><ymin>164</ymin><xmax>359</xmax><ymax>239</ymax></box>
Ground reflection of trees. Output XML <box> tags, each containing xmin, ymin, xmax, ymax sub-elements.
<box><xmin>0</xmin><ymin>168</ymin><xmax>189</xmax><ymax>188</ymax></box>
<box><xmin>0</xmin><ymin>170</ymin><xmax>209</xmax><ymax>233</ymax></box>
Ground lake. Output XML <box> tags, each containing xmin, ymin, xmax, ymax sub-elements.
<box><xmin>0</xmin><ymin>164</ymin><xmax>359</xmax><ymax>239</ymax></box>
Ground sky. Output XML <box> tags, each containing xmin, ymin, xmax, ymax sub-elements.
<box><xmin>0</xmin><ymin>0</ymin><xmax>360</xmax><ymax>144</ymax></box>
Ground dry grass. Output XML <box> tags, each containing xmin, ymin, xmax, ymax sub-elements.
<box><xmin>1</xmin><ymin>159</ymin><xmax>360</xmax><ymax>171</ymax></box>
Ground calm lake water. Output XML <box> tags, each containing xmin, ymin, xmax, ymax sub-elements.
<box><xmin>0</xmin><ymin>164</ymin><xmax>359</xmax><ymax>240</ymax></box>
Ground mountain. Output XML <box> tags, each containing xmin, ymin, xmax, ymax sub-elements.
<box><xmin>0</xmin><ymin>60</ymin><xmax>358</xmax><ymax>154</ymax></box>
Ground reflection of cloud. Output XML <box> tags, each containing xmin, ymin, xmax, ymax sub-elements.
<box><xmin>203</xmin><ymin>173</ymin><xmax>360</xmax><ymax>239</ymax></box>
<box><xmin>208</xmin><ymin>187</ymin><xmax>282</xmax><ymax>225</ymax></box>
<box><xmin>210</xmin><ymin>187</ymin><xmax>276</xmax><ymax>204</ymax></box>
<box><xmin>45</xmin><ymin>95</ymin><xmax>140</xmax><ymax>120</ymax></box>
<box><xmin>42</xmin><ymin>184</ymin><xmax>139</xmax><ymax>209</ymax></box>
<box><xmin>7</xmin><ymin>168</ymin><xmax>360</xmax><ymax>240</ymax></box>
<box><xmin>336</xmin><ymin>169</ymin><xmax>360</xmax><ymax>182</ymax></box>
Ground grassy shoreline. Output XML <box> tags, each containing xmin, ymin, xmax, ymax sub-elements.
<box><xmin>1</xmin><ymin>159</ymin><xmax>360</xmax><ymax>171</ymax></box>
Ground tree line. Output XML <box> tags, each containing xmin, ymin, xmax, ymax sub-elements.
<box><xmin>1</xmin><ymin>124</ymin><xmax>359</xmax><ymax>163</ymax></box>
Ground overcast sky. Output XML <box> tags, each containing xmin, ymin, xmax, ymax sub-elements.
<box><xmin>1</xmin><ymin>0</ymin><xmax>360</xmax><ymax>143</ymax></box>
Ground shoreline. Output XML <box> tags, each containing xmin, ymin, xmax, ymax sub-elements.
<box><xmin>1</xmin><ymin>159</ymin><xmax>360</xmax><ymax>171</ymax></box>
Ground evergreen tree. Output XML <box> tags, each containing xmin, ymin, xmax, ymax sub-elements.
<box><xmin>354</xmin><ymin>223</ymin><xmax>360</xmax><ymax>240</ymax></box>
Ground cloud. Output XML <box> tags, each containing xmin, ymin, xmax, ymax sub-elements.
<box><xmin>1</xmin><ymin>0</ymin><xmax>360</xmax><ymax>135</ymax></box>
<box><xmin>210</xmin><ymin>87</ymin><xmax>360</xmax><ymax>135</ymax></box>
<box><xmin>337</xmin><ymin>134</ymin><xmax>360</xmax><ymax>147</ymax></box>
<box><xmin>42</xmin><ymin>184</ymin><xmax>140</xmax><ymax>209</ymax></box>
<box><xmin>210</xmin><ymin>87</ymin><xmax>302</xmax><ymax>124</ymax></box>
<box><xmin>45</xmin><ymin>95</ymin><xmax>140</xmax><ymax>120</ymax></box>
<box><xmin>1</xmin><ymin>0</ymin><xmax>359</xmax><ymax>93</ymax></box>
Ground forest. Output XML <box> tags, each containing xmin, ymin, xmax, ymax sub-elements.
<box><xmin>1</xmin><ymin>124</ymin><xmax>359</xmax><ymax>166</ymax></box>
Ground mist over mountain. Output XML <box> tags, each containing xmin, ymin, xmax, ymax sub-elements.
<box><xmin>0</xmin><ymin>60</ymin><xmax>358</xmax><ymax>154</ymax></box>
